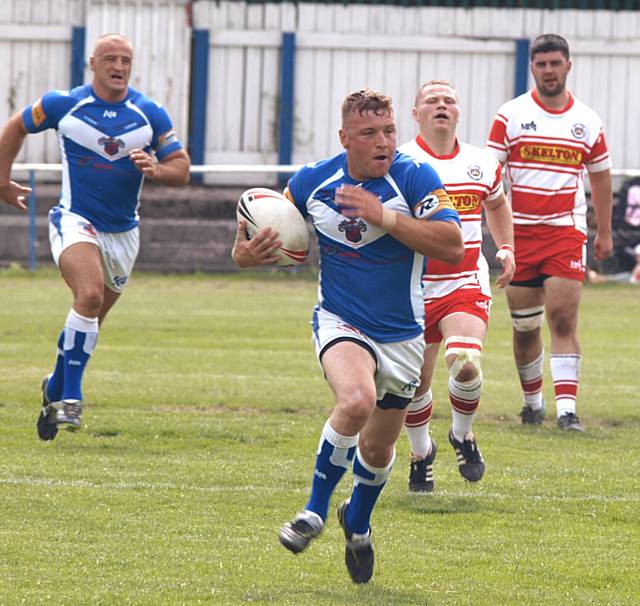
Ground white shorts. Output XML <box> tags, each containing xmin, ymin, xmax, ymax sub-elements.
<box><xmin>312</xmin><ymin>306</ymin><xmax>424</xmax><ymax>408</ymax></box>
<box><xmin>49</xmin><ymin>206</ymin><xmax>140</xmax><ymax>293</ymax></box>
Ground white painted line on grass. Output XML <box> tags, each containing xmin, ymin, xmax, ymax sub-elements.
<box><xmin>1</xmin><ymin>477</ymin><xmax>638</xmax><ymax>503</ymax></box>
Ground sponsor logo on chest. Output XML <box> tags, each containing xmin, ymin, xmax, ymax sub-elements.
<box><xmin>519</xmin><ymin>144</ymin><xmax>583</xmax><ymax>166</ymax></box>
<box><xmin>449</xmin><ymin>193</ymin><xmax>481</xmax><ymax>212</ymax></box>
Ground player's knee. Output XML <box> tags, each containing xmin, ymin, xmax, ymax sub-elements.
<box><xmin>511</xmin><ymin>305</ymin><xmax>544</xmax><ymax>333</ymax></box>
<box><xmin>75</xmin><ymin>287</ymin><xmax>104</xmax><ymax>316</ymax></box>
<box><xmin>452</xmin><ymin>359</ymin><xmax>479</xmax><ymax>383</ymax></box>
<box><xmin>358</xmin><ymin>438</ymin><xmax>394</xmax><ymax>468</ymax></box>
<box><xmin>547</xmin><ymin>308</ymin><xmax>576</xmax><ymax>338</ymax></box>
<box><xmin>338</xmin><ymin>388</ymin><xmax>375</xmax><ymax>427</ymax></box>
<box><xmin>445</xmin><ymin>336</ymin><xmax>482</xmax><ymax>383</ymax></box>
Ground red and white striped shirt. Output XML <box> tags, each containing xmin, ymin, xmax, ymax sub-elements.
<box><xmin>399</xmin><ymin>137</ymin><xmax>503</xmax><ymax>302</ymax></box>
<box><xmin>486</xmin><ymin>90</ymin><xmax>611</xmax><ymax>234</ymax></box>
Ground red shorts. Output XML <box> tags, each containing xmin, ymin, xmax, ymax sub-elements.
<box><xmin>513</xmin><ymin>225</ymin><xmax>586</xmax><ymax>283</ymax></box>
<box><xmin>424</xmin><ymin>288</ymin><xmax>491</xmax><ymax>344</ymax></box>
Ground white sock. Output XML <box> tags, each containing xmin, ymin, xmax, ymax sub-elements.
<box><xmin>404</xmin><ymin>390</ymin><xmax>433</xmax><ymax>459</ymax></box>
<box><xmin>449</xmin><ymin>374</ymin><xmax>482</xmax><ymax>442</ymax></box>
<box><xmin>550</xmin><ymin>354</ymin><xmax>581</xmax><ymax>417</ymax></box>
<box><xmin>517</xmin><ymin>351</ymin><xmax>544</xmax><ymax>410</ymax></box>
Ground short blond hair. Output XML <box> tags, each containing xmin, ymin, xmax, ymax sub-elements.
<box><xmin>414</xmin><ymin>80</ymin><xmax>458</xmax><ymax>106</ymax></box>
<box><xmin>341</xmin><ymin>88</ymin><xmax>394</xmax><ymax>125</ymax></box>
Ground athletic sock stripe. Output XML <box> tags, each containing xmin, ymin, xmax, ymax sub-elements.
<box><xmin>449</xmin><ymin>395</ymin><xmax>480</xmax><ymax>414</ymax></box>
<box><xmin>521</xmin><ymin>377</ymin><xmax>542</xmax><ymax>389</ymax></box>
<box><xmin>405</xmin><ymin>404</ymin><xmax>433</xmax><ymax>427</ymax></box>
<box><xmin>445</xmin><ymin>341</ymin><xmax>482</xmax><ymax>351</ymax></box>
<box><xmin>554</xmin><ymin>383</ymin><xmax>578</xmax><ymax>397</ymax></box>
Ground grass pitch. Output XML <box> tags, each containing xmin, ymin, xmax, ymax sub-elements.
<box><xmin>1</xmin><ymin>267</ymin><xmax>639</xmax><ymax>605</ymax></box>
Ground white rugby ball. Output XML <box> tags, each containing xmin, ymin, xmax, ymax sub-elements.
<box><xmin>237</xmin><ymin>187</ymin><xmax>309</xmax><ymax>267</ymax></box>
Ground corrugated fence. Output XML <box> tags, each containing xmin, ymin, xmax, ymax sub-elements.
<box><xmin>1</xmin><ymin>0</ymin><xmax>640</xmax><ymax>183</ymax></box>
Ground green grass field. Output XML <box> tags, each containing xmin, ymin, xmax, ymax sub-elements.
<box><xmin>1</xmin><ymin>266</ymin><xmax>638</xmax><ymax>605</ymax></box>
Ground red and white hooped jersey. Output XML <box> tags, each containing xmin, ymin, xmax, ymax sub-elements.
<box><xmin>486</xmin><ymin>90</ymin><xmax>611</xmax><ymax>234</ymax></box>
<box><xmin>399</xmin><ymin>136</ymin><xmax>503</xmax><ymax>302</ymax></box>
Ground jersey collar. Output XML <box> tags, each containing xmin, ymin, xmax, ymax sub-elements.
<box><xmin>531</xmin><ymin>88</ymin><xmax>574</xmax><ymax>114</ymax></box>
<box><xmin>415</xmin><ymin>134</ymin><xmax>460</xmax><ymax>160</ymax></box>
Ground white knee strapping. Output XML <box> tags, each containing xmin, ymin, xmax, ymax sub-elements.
<box><xmin>511</xmin><ymin>306</ymin><xmax>544</xmax><ymax>332</ymax></box>
<box><xmin>445</xmin><ymin>336</ymin><xmax>483</xmax><ymax>380</ymax></box>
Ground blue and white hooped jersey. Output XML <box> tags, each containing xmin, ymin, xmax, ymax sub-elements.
<box><xmin>22</xmin><ymin>85</ymin><xmax>184</xmax><ymax>232</ymax></box>
<box><xmin>286</xmin><ymin>151</ymin><xmax>460</xmax><ymax>343</ymax></box>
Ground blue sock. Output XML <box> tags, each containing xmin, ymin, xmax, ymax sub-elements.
<box><xmin>46</xmin><ymin>331</ymin><xmax>65</xmax><ymax>402</ymax></box>
<box><xmin>305</xmin><ymin>420</ymin><xmax>358</xmax><ymax>521</ymax></box>
<box><xmin>61</xmin><ymin>309</ymin><xmax>99</xmax><ymax>402</ymax></box>
<box><xmin>346</xmin><ymin>448</ymin><xmax>395</xmax><ymax>535</ymax></box>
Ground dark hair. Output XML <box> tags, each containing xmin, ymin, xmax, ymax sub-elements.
<box><xmin>530</xmin><ymin>34</ymin><xmax>570</xmax><ymax>61</ymax></box>
<box><xmin>341</xmin><ymin>89</ymin><xmax>393</xmax><ymax>124</ymax></box>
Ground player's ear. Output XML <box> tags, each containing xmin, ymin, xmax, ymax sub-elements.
<box><xmin>89</xmin><ymin>55</ymin><xmax>96</xmax><ymax>71</ymax></box>
<box><xmin>339</xmin><ymin>128</ymin><xmax>348</xmax><ymax>150</ymax></box>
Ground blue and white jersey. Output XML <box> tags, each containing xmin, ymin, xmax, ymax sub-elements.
<box><xmin>286</xmin><ymin>151</ymin><xmax>460</xmax><ymax>343</ymax></box>
<box><xmin>22</xmin><ymin>85</ymin><xmax>183</xmax><ymax>232</ymax></box>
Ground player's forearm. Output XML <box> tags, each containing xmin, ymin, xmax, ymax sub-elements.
<box><xmin>150</xmin><ymin>152</ymin><xmax>190</xmax><ymax>186</ymax></box>
<box><xmin>390</xmin><ymin>215</ymin><xmax>464</xmax><ymax>264</ymax></box>
<box><xmin>588</xmin><ymin>169</ymin><xmax>613</xmax><ymax>235</ymax></box>
<box><xmin>485</xmin><ymin>199</ymin><xmax>514</xmax><ymax>249</ymax></box>
<box><xmin>0</xmin><ymin>113</ymin><xmax>28</xmax><ymax>184</ymax></box>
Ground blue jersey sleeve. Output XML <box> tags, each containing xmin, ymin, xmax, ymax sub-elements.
<box><xmin>22</xmin><ymin>90</ymin><xmax>76</xmax><ymax>133</ymax></box>
<box><xmin>406</xmin><ymin>160</ymin><xmax>461</xmax><ymax>226</ymax></box>
<box><xmin>147</xmin><ymin>102</ymin><xmax>183</xmax><ymax>160</ymax></box>
<box><xmin>284</xmin><ymin>165</ymin><xmax>312</xmax><ymax>218</ymax></box>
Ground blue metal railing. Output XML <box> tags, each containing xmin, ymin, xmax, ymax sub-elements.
<box><xmin>14</xmin><ymin>164</ymin><xmax>640</xmax><ymax>272</ymax></box>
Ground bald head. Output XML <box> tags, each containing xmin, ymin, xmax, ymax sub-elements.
<box><xmin>89</xmin><ymin>33</ymin><xmax>134</xmax><ymax>103</ymax></box>
<box><xmin>93</xmin><ymin>33</ymin><xmax>133</xmax><ymax>57</ymax></box>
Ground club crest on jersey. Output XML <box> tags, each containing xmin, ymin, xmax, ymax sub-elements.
<box><xmin>338</xmin><ymin>218</ymin><xmax>367</xmax><ymax>243</ymax></box>
<box><xmin>571</xmin><ymin>123</ymin><xmax>586</xmax><ymax>139</ymax></box>
<box><xmin>467</xmin><ymin>165</ymin><xmax>483</xmax><ymax>180</ymax></box>
<box><xmin>98</xmin><ymin>136</ymin><xmax>125</xmax><ymax>156</ymax></box>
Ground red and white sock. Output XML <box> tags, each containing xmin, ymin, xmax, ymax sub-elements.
<box><xmin>404</xmin><ymin>389</ymin><xmax>433</xmax><ymax>459</ymax></box>
<box><xmin>449</xmin><ymin>375</ymin><xmax>482</xmax><ymax>442</ymax></box>
<box><xmin>517</xmin><ymin>351</ymin><xmax>544</xmax><ymax>410</ymax></box>
<box><xmin>550</xmin><ymin>354</ymin><xmax>581</xmax><ymax>417</ymax></box>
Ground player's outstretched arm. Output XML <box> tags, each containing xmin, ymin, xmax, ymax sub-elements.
<box><xmin>0</xmin><ymin>112</ymin><xmax>32</xmax><ymax>211</ymax></box>
<box><xmin>484</xmin><ymin>193</ymin><xmax>516</xmax><ymax>288</ymax></box>
<box><xmin>231</xmin><ymin>219</ymin><xmax>282</xmax><ymax>268</ymax></box>
<box><xmin>588</xmin><ymin>168</ymin><xmax>614</xmax><ymax>261</ymax></box>
<box><xmin>129</xmin><ymin>148</ymin><xmax>191</xmax><ymax>186</ymax></box>
<box><xmin>335</xmin><ymin>184</ymin><xmax>464</xmax><ymax>264</ymax></box>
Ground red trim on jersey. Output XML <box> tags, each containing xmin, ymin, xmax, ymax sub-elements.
<box><xmin>415</xmin><ymin>135</ymin><xmax>460</xmax><ymax>160</ymax></box>
<box><xmin>587</xmin><ymin>130</ymin><xmax>610</xmax><ymax>164</ymax></box>
<box><xmin>491</xmin><ymin>163</ymin><xmax>503</xmax><ymax>192</ymax></box>
<box><xmin>512</xmin><ymin>191</ymin><xmax>578</xmax><ymax>215</ymax></box>
<box><xmin>487</xmin><ymin>118</ymin><xmax>508</xmax><ymax>147</ymax></box>
<box><xmin>425</xmin><ymin>247</ymin><xmax>480</xmax><ymax>276</ymax></box>
<box><xmin>531</xmin><ymin>89</ymin><xmax>574</xmax><ymax>114</ymax></box>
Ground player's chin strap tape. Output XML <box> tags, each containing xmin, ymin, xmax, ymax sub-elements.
<box><xmin>511</xmin><ymin>306</ymin><xmax>544</xmax><ymax>332</ymax></box>
<box><xmin>445</xmin><ymin>336</ymin><xmax>483</xmax><ymax>379</ymax></box>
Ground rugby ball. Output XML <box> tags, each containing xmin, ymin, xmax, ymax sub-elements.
<box><xmin>237</xmin><ymin>187</ymin><xmax>309</xmax><ymax>266</ymax></box>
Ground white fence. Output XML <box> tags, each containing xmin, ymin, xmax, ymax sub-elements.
<box><xmin>0</xmin><ymin>0</ymin><xmax>191</xmax><ymax>167</ymax></box>
<box><xmin>2</xmin><ymin>1</ymin><xmax>640</xmax><ymax>180</ymax></box>
<box><xmin>196</xmin><ymin>1</ymin><xmax>640</xmax><ymax>181</ymax></box>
